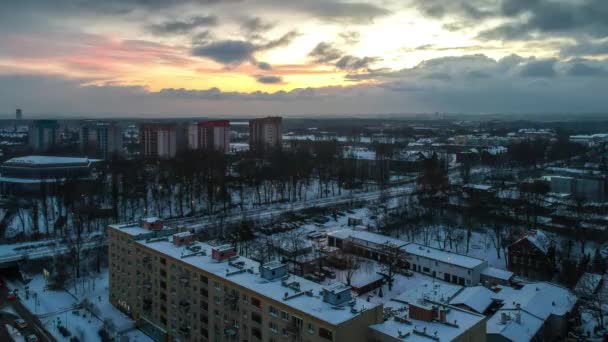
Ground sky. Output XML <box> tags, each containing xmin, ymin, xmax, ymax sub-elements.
<box><xmin>0</xmin><ymin>0</ymin><xmax>607</xmax><ymax>117</ymax></box>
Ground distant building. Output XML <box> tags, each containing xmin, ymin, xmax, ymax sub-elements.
<box><xmin>0</xmin><ymin>156</ymin><xmax>99</xmax><ymax>194</ymax></box>
<box><xmin>141</xmin><ymin>123</ymin><xmax>186</xmax><ymax>159</ymax></box>
<box><xmin>249</xmin><ymin>116</ymin><xmax>282</xmax><ymax>153</ymax></box>
<box><xmin>507</xmin><ymin>230</ymin><xmax>555</xmax><ymax>280</ymax></box>
<box><xmin>550</xmin><ymin>175</ymin><xmax>606</xmax><ymax>202</ymax></box>
<box><xmin>28</xmin><ymin>120</ymin><xmax>59</xmax><ymax>152</ymax></box>
<box><xmin>15</xmin><ymin>108</ymin><xmax>22</xmax><ymax>120</ymax></box>
<box><xmin>187</xmin><ymin>120</ymin><xmax>230</xmax><ymax>153</ymax></box>
<box><xmin>80</xmin><ymin>121</ymin><xmax>123</xmax><ymax>158</ymax></box>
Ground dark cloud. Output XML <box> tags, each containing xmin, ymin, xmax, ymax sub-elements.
<box><xmin>148</xmin><ymin>15</ymin><xmax>218</xmax><ymax>35</ymax></box>
<box><xmin>192</xmin><ymin>40</ymin><xmax>257</xmax><ymax>65</ymax></box>
<box><xmin>335</xmin><ymin>56</ymin><xmax>379</xmax><ymax>71</ymax></box>
<box><xmin>290</xmin><ymin>1</ymin><xmax>390</xmax><ymax>24</ymax></box>
<box><xmin>255</xmin><ymin>62</ymin><xmax>272</xmax><ymax>70</ymax></box>
<box><xmin>192</xmin><ymin>30</ymin><xmax>297</xmax><ymax>66</ymax></box>
<box><xmin>561</xmin><ymin>40</ymin><xmax>608</xmax><ymax>57</ymax></box>
<box><xmin>241</xmin><ymin>17</ymin><xmax>275</xmax><ymax>33</ymax></box>
<box><xmin>308</xmin><ymin>42</ymin><xmax>343</xmax><ymax>63</ymax></box>
<box><xmin>566</xmin><ymin>61</ymin><xmax>608</xmax><ymax>77</ymax></box>
<box><xmin>254</xmin><ymin>75</ymin><xmax>284</xmax><ymax>84</ymax></box>
<box><xmin>519</xmin><ymin>59</ymin><xmax>557</xmax><ymax>78</ymax></box>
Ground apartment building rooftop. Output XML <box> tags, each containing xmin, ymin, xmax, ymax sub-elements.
<box><xmin>118</xmin><ymin>226</ymin><xmax>381</xmax><ymax>326</ymax></box>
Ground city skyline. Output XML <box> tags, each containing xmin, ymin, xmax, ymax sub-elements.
<box><xmin>1</xmin><ymin>0</ymin><xmax>607</xmax><ymax>117</ymax></box>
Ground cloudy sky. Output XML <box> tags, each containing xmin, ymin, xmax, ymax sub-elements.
<box><xmin>1</xmin><ymin>0</ymin><xmax>607</xmax><ymax>117</ymax></box>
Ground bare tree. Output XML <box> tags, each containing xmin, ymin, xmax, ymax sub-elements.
<box><xmin>342</xmin><ymin>253</ymin><xmax>361</xmax><ymax>286</ymax></box>
<box><xmin>379</xmin><ymin>243</ymin><xmax>408</xmax><ymax>291</ymax></box>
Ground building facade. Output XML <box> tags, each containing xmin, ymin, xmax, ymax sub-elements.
<box><xmin>188</xmin><ymin>121</ymin><xmax>230</xmax><ymax>153</ymax></box>
<box><xmin>108</xmin><ymin>222</ymin><xmax>383</xmax><ymax>342</ymax></box>
<box><xmin>28</xmin><ymin>120</ymin><xmax>59</xmax><ymax>152</ymax></box>
<box><xmin>141</xmin><ymin>124</ymin><xmax>186</xmax><ymax>159</ymax></box>
<box><xmin>249</xmin><ymin>117</ymin><xmax>282</xmax><ymax>153</ymax></box>
<box><xmin>80</xmin><ymin>121</ymin><xmax>123</xmax><ymax>158</ymax></box>
<box><xmin>507</xmin><ymin>231</ymin><xmax>555</xmax><ymax>280</ymax></box>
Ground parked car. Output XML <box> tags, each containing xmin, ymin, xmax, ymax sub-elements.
<box><xmin>14</xmin><ymin>319</ymin><xmax>28</xmax><ymax>329</ymax></box>
<box><xmin>27</xmin><ymin>334</ymin><xmax>40</xmax><ymax>342</ymax></box>
<box><xmin>7</xmin><ymin>292</ymin><xmax>17</xmax><ymax>300</ymax></box>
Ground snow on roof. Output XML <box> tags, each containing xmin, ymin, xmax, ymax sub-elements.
<box><xmin>481</xmin><ymin>266</ymin><xmax>514</xmax><ymax>281</ymax></box>
<box><xmin>492</xmin><ymin>282</ymin><xmax>576</xmax><ymax>320</ymax></box>
<box><xmin>4</xmin><ymin>155</ymin><xmax>93</xmax><ymax>165</ymax></box>
<box><xmin>401</xmin><ymin>244</ymin><xmax>487</xmax><ymax>269</ymax></box>
<box><xmin>370</xmin><ymin>303</ymin><xmax>484</xmax><ymax>342</ymax></box>
<box><xmin>486</xmin><ymin>308</ymin><xmax>544</xmax><ymax>341</ymax></box>
<box><xmin>143</xmin><ymin>217</ymin><xmax>160</xmax><ymax>223</ymax></box>
<box><xmin>449</xmin><ymin>286</ymin><xmax>494</xmax><ymax>313</ymax></box>
<box><xmin>393</xmin><ymin>279</ymin><xmax>462</xmax><ymax>308</ymax></box>
<box><xmin>463</xmin><ymin>184</ymin><xmax>493</xmax><ymax>191</ymax></box>
<box><xmin>328</xmin><ymin>229</ymin><xmax>408</xmax><ymax>248</ymax></box>
<box><xmin>330</xmin><ymin>229</ymin><xmax>487</xmax><ymax>269</ymax></box>
<box><xmin>136</xmin><ymin>238</ymin><xmax>380</xmax><ymax>325</ymax></box>
<box><xmin>513</xmin><ymin>230</ymin><xmax>551</xmax><ymax>254</ymax></box>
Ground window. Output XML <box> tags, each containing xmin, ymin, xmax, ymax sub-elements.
<box><xmin>242</xmin><ymin>293</ymin><xmax>249</xmax><ymax>302</ymax></box>
<box><xmin>269</xmin><ymin>306</ymin><xmax>279</xmax><ymax>317</ymax></box>
<box><xmin>214</xmin><ymin>296</ymin><xmax>221</xmax><ymax>304</ymax></box>
<box><xmin>307</xmin><ymin>323</ymin><xmax>314</xmax><ymax>334</ymax></box>
<box><xmin>200</xmin><ymin>288</ymin><xmax>208</xmax><ymax>297</ymax></box>
<box><xmin>319</xmin><ymin>327</ymin><xmax>333</xmax><ymax>341</ymax></box>
<box><xmin>214</xmin><ymin>282</ymin><xmax>221</xmax><ymax>291</ymax></box>
<box><xmin>160</xmin><ymin>258</ymin><xmax>166</xmax><ymax>265</ymax></box>
<box><xmin>423</xmin><ymin>267</ymin><xmax>430</xmax><ymax>273</ymax></box>
<box><xmin>251</xmin><ymin>327</ymin><xmax>262</xmax><ymax>339</ymax></box>
<box><xmin>200</xmin><ymin>275</ymin><xmax>208</xmax><ymax>283</ymax></box>
<box><xmin>269</xmin><ymin>322</ymin><xmax>278</xmax><ymax>333</ymax></box>
<box><xmin>281</xmin><ymin>311</ymin><xmax>289</xmax><ymax>321</ymax></box>
<box><xmin>251</xmin><ymin>297</ymin><xmax>262</xmax><ymax>309</ymax></box>
<box><xmin>251</xmin><ymin>312</ymin><xmax>262</xmax><ymax>324</ymax></box>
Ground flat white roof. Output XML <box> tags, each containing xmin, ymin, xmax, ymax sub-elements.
<box><xmin>370</xmin><ymin>303</ymin><xmax>484</xmax><ymax>342</ymax></box>
<box><xmin>449</xmin><ymin>286</ymin><xmax>494</xmax><ymax>313</ymax></box>
<box><xmin>4</xmin><ymin>156</ymin><xmax>94</xmax><ymax>165</ymax></box>
<box><xmin>401</xmin><ymin>244</ymin><xmax>487</xmax><ymax>269</ymax></box>
<box><xmin>329</xmin><ymin>229</ymin><xmax>408</xmax><ymax>248</ymax></box>
<box><xmin>481</xmin><ymin>266</ymin><xmax>513</xmax><ymax>281</ymax></box>
<box><xmin>491</xmin><ymin>282</ymin><xmax>576</xmax><ymax>320</ymax></box>
<box><xmin>131</xmin><ymin>233</ymin><xmax>380</xmax><ymax>325</ymax></box>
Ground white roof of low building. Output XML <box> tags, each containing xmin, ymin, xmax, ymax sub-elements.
<box><xmin>481</xmin><ymin>266</ymin><xmax>514</xmax><ymax>281</ymax></box>
<box><xmin>486</xmin><ymin>308</ymin><xmax>544</xmax><ymax>341</ymax></box>
<box><xmin>328</xmin><ymin>229</ymin><xmax>408</xmax><ymax>248</ymax></box>
<box><xmin>449</xmin><ymin>286</ymin><xmax>494</xmax><ymax>313</ymax></box>
<box><xmin>492</xmin><ymin>282</ymin><xmax>576</xmax><ymax>320</ymax></box>
<box><xmin>401</xmin><ymin>244</ymin><xmax>487</xmax><ymax>269</ymax></box>
<box><xmin>4</xmin><ymin>156</ymin><xmax>94</xmax><ymax>165</ymax></box>
<box><xmin>370</xmin><ymin>303</ymin><xmax>485</xmax><ymax>342</ymax></box>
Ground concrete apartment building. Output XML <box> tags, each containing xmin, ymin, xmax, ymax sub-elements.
<box><xmin>141</xmin><ymin>123</ymin><xmax>186</xmax><ymax>159</ymax></box>
<box><xmin>29</xmin><ymin>119</ymin><xmax>59</xmax><ymax>152</ymax></box>
<box><xmin>108</xmin><ymin>220</ymin><xmax>383</xmax><ymax>342</ymax></box>
<box><xmin>80</xmin><ymin>121</ymin><xmax>123</xmax><ymax>158</ymax></box>
<box><xmin>187</xmin><ymin>120</ymin><xmax>230</xmax><ymax>153</ymax></box>
<box><xmin>249</xmin><ymin>117</ymin><xmax>282</xmax><ymax>153</ymax></box>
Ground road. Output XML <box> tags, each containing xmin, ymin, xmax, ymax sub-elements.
<box><xmin>0</xmin><ymin>276</ymin><xmax>56</xmax><ymax>342</ymax></box>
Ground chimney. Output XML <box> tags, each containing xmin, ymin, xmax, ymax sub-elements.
<box><xmin>142</xmin><ymin>217</ymin><xmax>163</xmax><ymax>230</ymax></box>
<box><xmin>500</xmin><ymin>312</ymin><xmax>508</xmax><ymax>324</ymax></box>
<box><xmin>173</xmin><ymin>232</ymin><xmax>195</xmax><ymax>246</ymax></box>
<box><xmin>211</xmin><ymin>244</ymin><xmax>237</xmax><ymax>261</ymax></box>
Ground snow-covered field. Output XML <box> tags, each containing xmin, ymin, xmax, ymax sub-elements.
<box><xmin>7</xmin><ymin>270</ymin><xmax>151</xmax><ymax>342</ymax></box>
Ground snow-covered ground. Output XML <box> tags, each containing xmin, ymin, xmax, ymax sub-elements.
<box><xmin>7</xmin><ymin>270</ymin><xmax>151</xmax><ymax>342</ymax></box>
